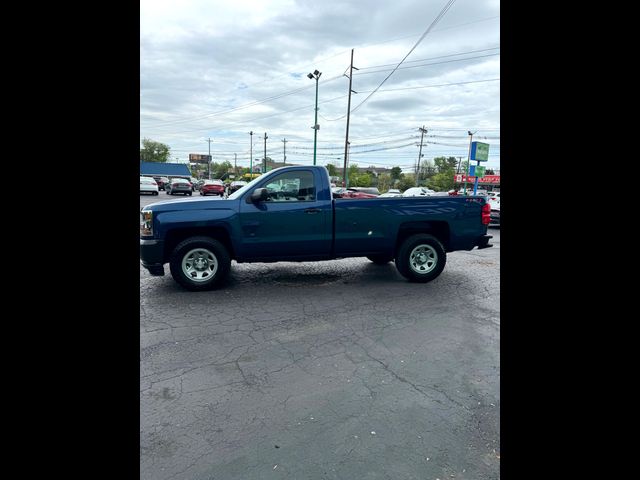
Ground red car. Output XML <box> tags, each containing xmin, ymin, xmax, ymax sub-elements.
<box><xmin>200</xmin><ymin>179</ymin><xmax>225</xmax><ymax>196</ymax></box>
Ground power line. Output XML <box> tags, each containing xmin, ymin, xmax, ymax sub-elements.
<box><xmin>356</xmin><ymin>47</ymin><xmax>499</xmax><ymax>71</ymax></box>
<box><xmin>320</xmin><ymin>78</ymin><xmax>499</xmax><ymax>122</ymax></box>
<box><xmin>353</xmin><ymin>53</ymin><xmax>499</xmax><ymax>76</ymax></box>
<box><xmin>350</xmin><ymin>0</ymin><xmax>458</xmax><ymax>115</ymax></box>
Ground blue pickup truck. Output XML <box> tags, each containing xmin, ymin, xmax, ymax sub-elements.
<box><xmin>140</xmin><ymin>166</ymin><xmax>492</xmax><ymax>291</ymax></box>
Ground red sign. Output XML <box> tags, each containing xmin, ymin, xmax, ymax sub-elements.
<box><xmin>455</xmin><ymin>174</ymin><xmax>500</xmax><ymax>184</ymax></box>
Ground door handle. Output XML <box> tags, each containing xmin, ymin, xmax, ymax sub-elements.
<box><xmin>304</xmin><ymin>208</ymin><xmax>321</xmax><ymax>214</ymax></box>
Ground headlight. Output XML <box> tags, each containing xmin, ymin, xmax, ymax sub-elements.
<box><xmin>140</xmin><ymin>210</ymin><xmax>153</xmax><ymax>236</ymax></box>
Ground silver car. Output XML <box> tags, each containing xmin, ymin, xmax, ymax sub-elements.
<box><xmin>165</xmin><ymin>178</ymin><xmax>193</xmax><ymax>196</ymax></box>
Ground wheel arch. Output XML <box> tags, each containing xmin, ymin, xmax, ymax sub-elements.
<box><xmin>163</xmin><ymin>226</ymin><xmax>236</xmax><ymax>263</ymax></box>
<box><xmin>395</xmin><ymin>221</ymin><xmax>450</xmax><ymax>255</ymax></box>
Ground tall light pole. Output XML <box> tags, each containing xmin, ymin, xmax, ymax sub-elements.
<box><xmin>307</xmin><ymin>69</ymin><xmax>321</xmax><ymax>165</ymax></box>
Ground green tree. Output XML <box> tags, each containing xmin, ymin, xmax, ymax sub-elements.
<box><xmin>377</xmin><ymin>173</ymin><xmax>392</xmax><ymax>192</ymax></box>
<box><xmin>426</xmin><ymin>156</ymin><xmax>458</xmax><ymax>191</ymax></box>
<box><xmin>140</xmin><ymin>138</ymin><xmax>171</xmax><ymax>163</ymax></box>
<box><xmin>212</xmin><ymin>161</ymin><xmax>233</xmax><ymax>178</ymax></box>
<box><xmin>353</xmin><ymin>173</ymin><xmax>372</xmax><ymax>187</ymax></box>
<box><xmin>398</xmin><ymin>173</ymin><xmax>416</xmax><ymax>191</ymax></box>
<box><xmin>325</xmin><ymin>163</ymin><xmax>338</xmax><ymax>176</ymax></box>
<box><xmin>390</xmin><ymin>166</ymin><xmax>402</xmax><ymax>181</ymax></box>
<box><xmin>433</xmin><ymin>156</ymin><xmax>458</xmax><ymax>172</ymax></box>
<box><xmin>418</xmin><ymin>160</ymin><xmax>436</xmax><ymax>184</ymax></box>
<box><xmin>430</xmin><ymin>172</ymin><xmax>455</xmax><ymax>191</ymax></box>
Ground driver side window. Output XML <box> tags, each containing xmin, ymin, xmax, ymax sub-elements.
<box><xmin>264</xmin><ymin>171</ymin><xmax>315</xmax><ymax>202</ymax></box>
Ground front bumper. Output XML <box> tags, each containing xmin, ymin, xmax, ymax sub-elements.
<box><xmin>140</xmin><ymin>238</ymin><xmax>165</xmax><ymax>275</ymax></box>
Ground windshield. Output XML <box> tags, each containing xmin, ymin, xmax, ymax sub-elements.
<box><xmin>227</xmin><ymin>175</ymin><xmax>265</xmax><ymax>200</ymax></box>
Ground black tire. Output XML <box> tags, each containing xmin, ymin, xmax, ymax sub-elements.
<box><xmin>367</xmin><ymin>255</ymin><xmax>393</xmax><ymax>265</ymax></box>
<box><xmin>188</xmin><ymin>192</ymin><xmax>192</xmax><ymax>196</ymax></box>
<box><xmin>169</xmin><ymin>236</ymin><xmax>231</xmax><ymax>291</ymax></box>
<box><xmin>153</xmin><ymin>191</ymin><xmax>158</xmax><ymax>196</ymax></box>
<box><xmin>395</xmin><ymin>234</ymin><xmax>446</xmax><ymax>283</ymax></box>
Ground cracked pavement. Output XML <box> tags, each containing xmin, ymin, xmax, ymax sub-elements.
<box><xmin>140</xmin><ymin>195</ymin><xmax>500</xmax><ymax>479</ymax></box>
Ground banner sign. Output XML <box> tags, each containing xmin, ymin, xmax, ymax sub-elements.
<box><xmin>455</xmin><ymin>174</ymin><xmax>500</xmax><ymax>184</ymax></box>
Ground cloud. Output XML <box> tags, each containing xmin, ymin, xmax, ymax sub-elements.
<box><xmin>140</xmin><ymin>0</ymin><xmax>500</xmax><ymax>170</ymax></box>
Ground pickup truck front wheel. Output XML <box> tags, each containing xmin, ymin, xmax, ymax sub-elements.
<box><xmin>169</xmin><ymin>236</ymin><xmax>231</xmax><ymax>291</ymax></box>
<box><xmin>395</xmin><ymin>234</ymin><xmax>446</xmax><ymax>283</ymax></box>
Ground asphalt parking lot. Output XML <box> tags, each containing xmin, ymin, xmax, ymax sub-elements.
<box><xmin>140</xmin><ymin>192</ymin><xmax>500</xmax><ymax>480</ymax></box>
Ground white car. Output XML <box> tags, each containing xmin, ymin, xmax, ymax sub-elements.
<box><xmin>487</xmin><ymin>192</ymin><xmax>500</xmax><ymax>226</ymax></box>
<box><xmin>139</xmin><ymin>176</ymin><xmax>159</xmax><ymax>195</ymax></box>
<box><xmin>402</xmin><ymin>187</ymin><xmax>435</xmax><ymax>197</ymax></box>
<box><xmin>379</xmin><ymin>189</ymin><xmax>402</xmax><ymax>198</ymax></box>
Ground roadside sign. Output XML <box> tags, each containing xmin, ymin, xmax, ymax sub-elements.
<box><xmin>470</xmin><ymin>142</ymin><xmax>489</xmax><ymax>161</ymax></box>
<box><xmin>469</xmin><ymin>165</ymin><xmax>476</xmax><ymax>176</ymax></box>
<box><xmin>475</xmin><ymin>166</ymin><xmax>486</xmax><ymax>178</ymax></box>
<box><xmin>189</xmin><ymin>154</ymin><xmax>212</xmax><ymax>164</ymax></box>
<box><xmin>455</xmin><ymin>174</ymin><xmax>463</xmax><ymax>182</ymax></box>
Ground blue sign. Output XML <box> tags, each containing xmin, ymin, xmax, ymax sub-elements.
<box><xmin>469</xmin><ymin>165</ymin><xmax>476</xmax><ymax>176</ymax></box>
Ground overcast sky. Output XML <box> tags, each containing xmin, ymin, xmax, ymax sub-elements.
<box><xmin>140</xmin><ymin>0</ymin><xmax>500</xmax><ymax>172</ymax></box>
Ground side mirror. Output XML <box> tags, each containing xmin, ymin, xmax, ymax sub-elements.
<box><xmin>250</xmin><ymin>188</ymin><xmax>268</xmax><ymax>203</ymax></box>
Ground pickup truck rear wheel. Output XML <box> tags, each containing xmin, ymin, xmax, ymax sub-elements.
<box><xmin>395</xmin><ymin>234</ymin><xmax>446</xmax><ymax>283</ymax></box>
<box><xmin>367</xmin><ymin>255</ymin><xmax>393</xmax><ymax>265</ymax></box>
<box><xmin>169</xmin><ymin>236</ymin><xmax>231</xmax><ymax>291</ymax></box>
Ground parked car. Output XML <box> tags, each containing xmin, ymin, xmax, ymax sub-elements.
<box><xmin>229</xmin><ymin>180</ymin><xmax>247</xmax><ymax>193</ymax></box>
<box><xmin>153</xmin><ymin>176</ymin><xmax>169</xmax><ymax>191</ymax></box>
<box><xmin>139</xmin><ymin>176</ymin><xmax>159</xmax><ymax>195</ymax></box>
<box><xmin>200</xmin><ymin>179</ymin><xmax>225</xmax><ymax>196</ymax></box>
<box><xmin>348</xmin><ymin>186</ymin><xmax>380</xmax><ymax>196</ymax></box>
<box><xmin>402</xmin><ymin>187</ymin><xmax>435</xmax><ymax>197</ymax></box>
<box><xmin>140</xmin><ymin>165</ymin><xmax>493</xmax><ymax>290</ymax></box>
<box><xmin>193</xmin><ymin>179</ymin><xmax>206</xmax><ymax>191</ymax></box>
<box><xmin>488</xmin><ymin>192</ymin><xmax>500</xmax><ymax>226</ymax></box>
<box><xmin>165</xmin><ymin>178</ymin><xmax>192</xmax><ymax>195</ymax></box>
<box><xmin>379</xmin><ymin>189</ymin><xmax>403</xmax><ymax>198</ymax></box>
<box><xmin>333</xmin><ymin>188</ymin><xmax>378</xmax><ymax>199</ymax></box>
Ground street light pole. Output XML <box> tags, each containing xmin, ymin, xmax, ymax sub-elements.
<box><xmin>307</xmin><ymin>69</ymin><xmax>322</xmax><ymax>165</ymax></box>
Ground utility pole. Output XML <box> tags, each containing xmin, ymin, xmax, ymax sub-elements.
<box><xmin>234</xmin><ymin>153</ymin><xmax>237</xmax><ymax>175</ymax></box>
<box><xmin>343</xmin><ymin>48</ymin><xmax>358</xmax><ymax>188</ymax></box>
<box><xmin>249</xmin><ymin>131</ymin><xmax>254</xmax><ymax>179</ymax></box>
<box><xmin>207</xmin><ymin>137</ymin><xmax>213</xmax><ymax>179</ymax></box>
<box><xmin>282</xmin><ymin>138</ymin><xmax>287</xmax><ymax>166</ymax></box>
<box><xmin>416</xmin><ymin>126</ymin><xmax>427</xmax><ymax>185</ymax></box>
<box><xmin>263</xmin><ymin>132</ymin><xmax>268</xmax><ymax>173</ymax></box>
<box><xmin>456</xmin><ymin>157</ymin><xmax>463</xmax><ymax>174</ymax></box>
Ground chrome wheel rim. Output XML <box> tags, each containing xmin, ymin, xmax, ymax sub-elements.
<box><xmin>409</xmin><ymin>244</ymin><xmax>438</xmax><ymax>274</ymax></box>
<box><xmin>182</xmin><ymin>248</ymin><xmax>218</xmax><ymax>282</ymax></box>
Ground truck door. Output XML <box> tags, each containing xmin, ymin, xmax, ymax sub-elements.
<box><xmin>238</xmin><ymin>169</ymin><xmax>332</xmax><ymax>259</ymax></box>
